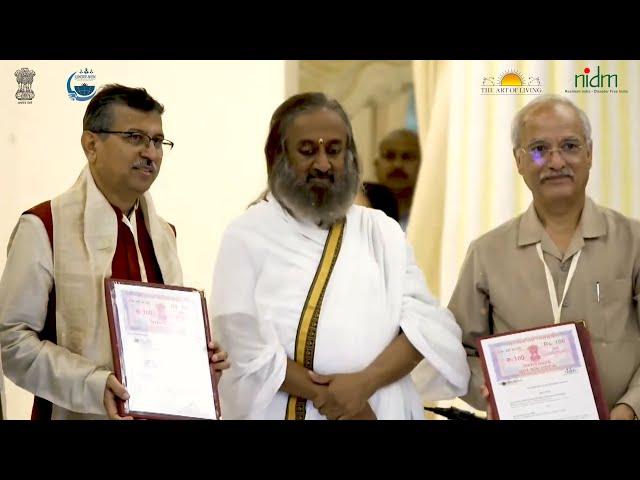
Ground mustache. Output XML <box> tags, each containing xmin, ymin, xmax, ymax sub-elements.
<box><xmin>541</xmin><ymin>168</ymin><xmax>574</xmax><ymax>182</ymax></box>
<box><xmin>132</xmin><ymin>158</ymin><xmax>157</xmax><ymax>171</ymax></box>
<box><xmin>387</xmin><ymin>168</ymin><xmax>408</xmax><ymax>179</ymax></box>
<box><xmin>306</xmin><ymin>170</ymin><xmax>335</xmax><ymax>182</ymax></box>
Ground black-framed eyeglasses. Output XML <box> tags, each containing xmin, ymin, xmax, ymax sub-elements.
<box><xmin>519</xmin><ymin>140</ymin><xmax>585</xmax><ymax>162</ymax></box>
<box><xmin>90</xmin><ymin>130</ymin><xmax>175</xmax><ymax>152</ymax></box>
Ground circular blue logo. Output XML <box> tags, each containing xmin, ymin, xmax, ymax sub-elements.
<box><xmin>67</xmin><ymin>69</ymin><xmax>97</xmax><ymax>101</ymax></box>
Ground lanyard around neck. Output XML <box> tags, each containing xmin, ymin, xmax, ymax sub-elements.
<box><xmin>536</xmin><ymin>243</ymin><xmax>581</xmax><ymax>325</ymax></box>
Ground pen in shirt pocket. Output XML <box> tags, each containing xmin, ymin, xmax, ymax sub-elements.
<box><xmin>596</xmin><ymin>281</ymin><xmax>600</xmax><ymax>303</ymax></box>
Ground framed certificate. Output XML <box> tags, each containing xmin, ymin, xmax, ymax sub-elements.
<box><xmin>477</xmin><ymin>322</ymin><xmax>608</xmax><ymax>420</ymax></box>
<box><xmin>105</xmin><ymin>279</ymin><xmax>221</xmax><ymax>420</ymax></box>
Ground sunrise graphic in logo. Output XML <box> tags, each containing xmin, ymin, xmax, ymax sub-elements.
<box><xmin>499</xmin><ymin>71</ymin><xmax>524</xmax><ymax>86</ymax></box>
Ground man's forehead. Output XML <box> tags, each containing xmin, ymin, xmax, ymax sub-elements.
<box><xmin>287</xmin><ymin>108</ymin><xmax>348</xmax><ymax>141</ymax></box>
<box><xmin>521</xmin><ymin>103</ymin><xmax>584</xmax><ymax>139</ymax></box>
<box><xmin>380</xmin><ymin>137</ymin><xmax>419</xmax><ymax>152</ymax></box>
<box><xmin>110</xmin><ymin>104</ymin><xmax>163</xmax><ymax>130</ymax></box>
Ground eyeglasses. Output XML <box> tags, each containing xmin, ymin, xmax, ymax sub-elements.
<box><xmin>90</xmin><ymin>130</ymin><xmax>175</xmax><ymax>152</ymax></box>
<box><xmin>520</xmin><ymin>141</ymin><xmax>585</xmax><ymax>162</ymax></box>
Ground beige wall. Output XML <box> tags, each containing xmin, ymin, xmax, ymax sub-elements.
<box><xmin>1</xmin><ymin>60</ymin><xmax>290</xmax><ymax>419</ymax></box>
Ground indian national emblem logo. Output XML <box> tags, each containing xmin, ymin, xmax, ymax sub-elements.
<box><xmin>528</xmin><ymin>345</ymin><xmax>541</xmax><ymax>362</ymax></box>
<box><xmin>15</xmin><ymin>67</ymin><xmax>36</xmax><ymax>103</ymax></box>
<box><xmin>66</xmin><ymin>68</ymin><xmax>97</xmax><ymax>101</ymax></box>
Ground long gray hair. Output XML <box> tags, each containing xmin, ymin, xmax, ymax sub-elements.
<box><xmin>251</xmin><ymin>93</ymin><xmax>361</xmax><ymax>226</ymax></box>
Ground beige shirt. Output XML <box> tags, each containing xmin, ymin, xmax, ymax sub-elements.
<box><xmin>0</xmin><ymin>205</ymin><xmax>144</xmax><ymax>413</ymax></box>
<box><xmin>449</xmin><ymin>197</ymin><xmax>640</xmax><ymax>414</ymax></box>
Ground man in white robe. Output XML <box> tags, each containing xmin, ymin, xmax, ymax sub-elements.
<box><xmin>210</xmin><ymin>92</ymin><xmax>469</xmax><ymax>420</ymax></box>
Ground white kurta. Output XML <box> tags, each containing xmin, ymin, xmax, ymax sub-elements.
<box><xmin>210</xmin><ymin>194</ymin><xmax>469</xmax><ymax>420</ymax></box>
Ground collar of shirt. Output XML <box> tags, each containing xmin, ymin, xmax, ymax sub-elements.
<box><xmin>517</xmin><ymin>196</ymin><xmax>607</xmax><ymax>260</ymax></box>
<box><xmin>109</xmin><ymin>199</ymin><xmax>140</xmax><ymax>222</ymax></box>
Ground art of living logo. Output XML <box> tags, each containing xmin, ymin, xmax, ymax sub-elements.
<box><xmin>481</xmin><ymin>70</ymin><xmax>543</xmax><ymax>95</ymax></box>
<box><xmin>565</xmin><ymin>65</ymin><xmax>628</xmax><ymax>95</ymax></box>
<box><xmin>66</xmin><ymin>68</ymin><xmax>97</xmax><ymax>101</ymax></box>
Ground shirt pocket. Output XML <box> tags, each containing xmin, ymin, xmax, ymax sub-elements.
<box><xmin>595</xmin><ymin>279</ymin><xmax>635</xmax><ymax>342</ymax></box>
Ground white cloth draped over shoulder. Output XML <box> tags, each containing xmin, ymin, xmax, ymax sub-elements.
<box><xmin>210</xmin><ymin>194</ymin><xmax>469</xmax><ymax>420</ymax></box>
<box><xmin>0</xmin><ymin>166</ymin><xmax>182</xmax><ymax>419</ymax></box>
